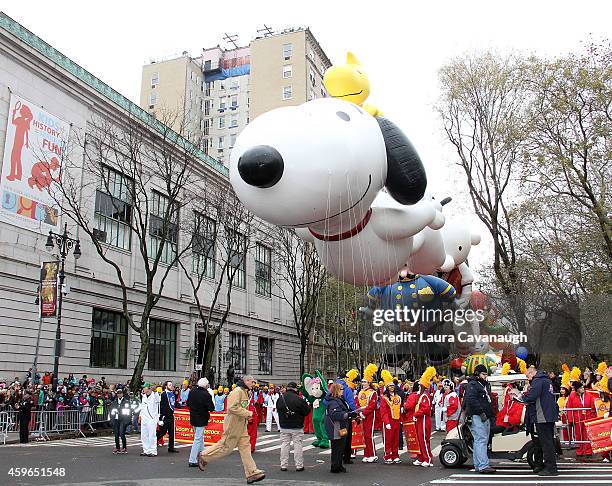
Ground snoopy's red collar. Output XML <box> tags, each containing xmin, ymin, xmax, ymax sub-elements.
<box><xmin>309</xmin><ymin>208</ymin><xmax>372</xmax><ymax>242</ymax></box>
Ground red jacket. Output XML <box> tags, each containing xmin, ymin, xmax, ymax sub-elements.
<box><xmin>444</xmin><ymin>392</ymin><xmax>459</xmax><ymax>421</ymax></box>
<box><xmin>496</xmin><ymin>385</ymin><xmax>524</xmax><ymax>427</ymax></box>
<box><xmin>413</xmin><ymin>392</ymin><xmax>431</xmax><ymax>420</ymax></box>
<box><xmin>380</xmin><ymin>393</ymin><xmax>402</xmax><ymax>425</ymax></box>
<box><xmin>566</xmin><ymin>391</ymin><xmax>597</xmax><ymax>423</ymax></box>
<box><xmin>358</xmin><ymin>388</ymin><xmax>378</xmax><ymax>419</ymax></box>
<box><xmin>403</xmin><ymin>392</ymin><xmax>418</xmax><ymax>423</ymax></box>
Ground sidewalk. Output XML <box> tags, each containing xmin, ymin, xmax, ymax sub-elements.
<box><xmin>3</xmin><ymin>427</ymin><xmax>115</xmax><ymax>445</ymax></box>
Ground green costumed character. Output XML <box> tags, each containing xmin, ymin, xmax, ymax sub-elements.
<box><xmin>301</xmin><ymin>370</ymin><xmax>329</xmax><ymax>448</ymax></box>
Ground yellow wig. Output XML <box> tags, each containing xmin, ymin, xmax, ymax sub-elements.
<box><xmin>517</xmin><ymin>358</ymin><xmax>527</xmax><ymax>374</ymax></box>
<box><xmin>561</xmin><ymin>370</ymin><xmax>570</xmax><ymax>389</ymax></box>
<box><xmin>501</xmin><ymin>363</ymin><xmax>511</xmax><ymax>376</ymax></box>
<box><xmin>363</xmin><ymin>364</ymin><xmax>378</xmax><ymax>384</ymax></box>
<box><xmin>420</xmin><ymin>367</ymin><xmax>437</xmax><ymax>388</ymax></box>
<box><xmin>597</xmin><ymin>362</ymin><xmax>608</xmax><ymax>376</ymax></box>
<box><xmin>381</xmin><ymin>369</ymin><xmax>394</xmax><ymax>386</ymax></box>
<box><xmin>570</xmin><ymin>367</ymin><xmax>582</xmax><ymax>383</ymax></box>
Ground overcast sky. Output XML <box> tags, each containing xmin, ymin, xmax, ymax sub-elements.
<box><xmin>3</xmin><ymin>1</ymin><xmax>610</xmax><ymax>277</ymax></box>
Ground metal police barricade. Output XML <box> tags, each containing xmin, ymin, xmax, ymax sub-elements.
<box><xmin>0</xmin><ymin>411</ymin><xmax>15</xmax><ymax>444</ymax></box>
<box><xmin>35</xmin><ymin>409</ymin><xmax>87</xmax><ymax>440</ymax></box>
<box><xmin>87</xmin><ymin>400</ymin><xmax>111</xmax><ymax>428</ymax></box>
<box><xmin>557</xmin><ymin>407</ymin><xmax>593</xmax><ymax>451</ymax></box>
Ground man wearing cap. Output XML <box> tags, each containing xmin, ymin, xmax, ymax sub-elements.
<box><xmin>511</xmin><ymin>366</ymin><xmax>558</xmax><ymax>476</ymax></box>
<box><xmin>277</xmin><ymin>381</ymin><xmax>311</xmax><ymax>472</ymax></box>
<box><xmin>197</xmin><ymin>375</ymin><xmax>265</xmax><ymax>484</ymax></box>
<box><xmin>109</xmin><ymin>388</ymin><xmax>132</xmax><ymax>454</ymax></box>
<box><xmin>157</xmin><ymin>381</ymin><xmax>180</xmax><ymax>453</ymax></box>
<box><xmin>463</xmin><ymin>364</ymin><xmax>495</xmax><ymax>474</ymax></box>
<box><xmin>140</xmin><ymin>383</ymin><xmax>160</xmax><ymax>457</ymax></box>
<box><xmin>187</xmin><ymin>377</ymin><xmax>215</xmax><ymax>467</ymax></box>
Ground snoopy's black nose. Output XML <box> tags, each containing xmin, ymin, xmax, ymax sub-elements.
<box><xmin>238</xmin><ymin>145</ymin><xmax>284</xmax><ymax>188</ymax></box>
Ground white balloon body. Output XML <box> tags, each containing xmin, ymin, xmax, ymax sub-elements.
<box><xmin>230</xmin><ymin>98</ymin><xmax>437</xmax><ymax>285</ymax></box>
<box><xmin>407</xmin><ymin>194</ymin><xmax>446</xmax><ymax>275</ymax></box>
<box><xmin>439</xmin><ymin>219</ymin><xmax>482</xmax><ymax>273</ymax></box>
<box><xmin>230</xmin><ymin>98</ymin><xmax>385</xmax><ymax>235</ymax></box>
<box><xmin>299</xmin><ymin>192</ymin><xmax>437</xmax><ymax>285</ymax></box>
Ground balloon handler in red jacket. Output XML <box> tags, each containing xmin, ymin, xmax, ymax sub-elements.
<box><xmin>358</xmin><ymin>364</ymin><xmax>379</xmax><ymax>463</ymax></box>
<box><xmin>414</xmin><ymin>367</ymin><xmax>437</xmax><ymax>467</ymax></box>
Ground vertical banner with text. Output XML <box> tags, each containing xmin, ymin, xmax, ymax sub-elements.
<box><xmin>1</xmin><ymin>93</ymin><xmax>69</xmax><ymax>234</ymax></box>
<box><xmin>40</xmin><ymin>261</ymin><xmax>59</xmax><ymax>318</ymax></box>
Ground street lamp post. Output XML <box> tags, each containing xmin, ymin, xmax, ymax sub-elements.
<box><xmin>45</xmin><ymin>222</ymin><xmax>81</xmax><ymax>389</ymax></box>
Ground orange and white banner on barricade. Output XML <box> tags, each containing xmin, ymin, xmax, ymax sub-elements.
<box><xmin>403</xmin><ymin>421</ymin><xmax>421</xmax><ymax>454</ymax></box>
<box><xmin>584</xmin><ymin>417</ymin><xmax>612</xmax><ymax>454</ymax></box>
<box><xmin>174</xmin><ymin>409</ymin><xmax>225</xmax><ymax>446</ymax></box>
<box><xmin>351</xmin><ymin>420</ymin><xmax>365</xmax><ymax>450</ymax></box>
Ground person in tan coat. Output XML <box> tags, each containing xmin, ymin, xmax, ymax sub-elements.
<box><xmin>198</xmin><ymin>375</ymin><xmax>265</xmax><ymax>484</ymax></box>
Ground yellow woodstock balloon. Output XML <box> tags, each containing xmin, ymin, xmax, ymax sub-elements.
<box><xmin>323</xmin><ymin>52</ymin><xmax>382</xmax><ymax>117</ymax></box>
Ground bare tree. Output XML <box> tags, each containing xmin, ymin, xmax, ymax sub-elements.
<box><xmin>273</xmin><ymin>229</ymin><xmax>328</xmax><ymax>375</ymax></box>
<box><xmin>50</xmin><ymin>106</ymin><xmax>209</xmax><ymax>393</ymax></box>
<box><xmin>178</xmin><ymin>185</ymin><xmax>261</xmax><ymax>383</ymax></box>
<box><xmin>438</xmin><ymin>52</ymin><xmax>530</xmax><ymax>333</ymax></box>
<box><xmin>523</xmin><ymin>42</ymin><xmax>612</xmax><ymax>261</ymax></box>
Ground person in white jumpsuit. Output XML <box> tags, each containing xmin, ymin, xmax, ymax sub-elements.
<box><xmin>265</xmin><ymin>388</ymin><xmax>280</xmax><ymax>432</ymax></box>
<box><xmin>140</xmin><ymin>383</ymin><xmax>160</xmax><ymax>456</ymax></box>
<box><xmin>433</xmin><ymin>383</ymin><xmax>446</xmax><ymax>431</ymax></box>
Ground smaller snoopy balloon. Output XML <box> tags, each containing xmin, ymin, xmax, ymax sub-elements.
<box><xmin>230</xmin><ymin>97</ymin><xmax>440</xmax><ymax>286</ymax></box>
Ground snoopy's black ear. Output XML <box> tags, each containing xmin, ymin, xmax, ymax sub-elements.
<box><xmin>376</xmin><ymin>117</ymin><xmax>427</xmax><ymax>205</ymax></box>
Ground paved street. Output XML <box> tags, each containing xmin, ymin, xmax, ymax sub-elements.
<box><xmin>3</xmin><ymin>430</ymin><xmax>612</xmax><ymax>486</ymax></box>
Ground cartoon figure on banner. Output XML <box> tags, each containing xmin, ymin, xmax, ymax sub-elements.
<box><xmin>323</xmin><ymin>52</ymin><xmax>382</xmax><ymax>117</ymax></box>
<box><xmin>8</xmin><ymin>100</ymin><xmax>33</xmax><ymax>181</ymax></box>
<box><xmin>301</xmin><ymin>370</ymin><xmax>329</xmax><ymax>448</ymax></box>
<box><xmin>28</xmin><ymin>156</ymin><xmax>60</xmax><ymax>191</ymax></box>
<box><xmin>230</xmin><ymin>97</ymin><xmax>442</xmax><ymax>285</ymax></box>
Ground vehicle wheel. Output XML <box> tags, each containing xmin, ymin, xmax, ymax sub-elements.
<box><xmin>440</xmin><ymin>444</ymin><xmax>463</xmax><ymax>468</ymax></box>
<box><xmin>527</xmin><ymin>442</ymin><xmax>543</xmax><ymax>470</ymax></box>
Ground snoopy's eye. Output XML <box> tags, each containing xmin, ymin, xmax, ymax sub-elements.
<box><xmin>336</xmin><ymin>111</ymin><xmax>350</xmax><ymax>121</ymax></box>
<box><xmin>459</xmin><ymin>246</ymin><xmax>463</xmax><ymax>251</ymax></box>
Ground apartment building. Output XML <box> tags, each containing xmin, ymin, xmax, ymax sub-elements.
<box><xmin>139</xmin><ymin>27</ymin><xmax>332</xmax><ymax>167</ymax></box>
<box><xmin>0</xmin><ymin>13</ymin><xmax>301</xmax><ymax>385</ymax></box>
<box><xmin>249</xmin><ymin>27</ymin><xmax>331</xmax><ymax>120</ymax></box>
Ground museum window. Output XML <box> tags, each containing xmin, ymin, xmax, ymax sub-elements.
<box><xmin>283</xmin><ymin>64</ymin><xmax>292</xmax><ymax>79</ymax></box>
<box><xmin>193</xmin><ymin>212</ymin><xmax>216</xmax><ymax>279</ymax></box>
<box><xmin>283</xmin><ymin>43</ymin><xmax>293</xmax><ymax>60</ymax></box>
<box><xmin>94</xmin><ymin>165</ymin><xmax>133</xmax><ymax>251</ymax></box>
<box><xmin>255</xmin><ymin>243</ymin><xmax>271</xmax><ymax>297</ymax></box>
<box><xmin>228</xmin><ymin>229</ymin><xmax>246</xmax><ymax>289</ymax></box>
<box><xmin>148</xmin><ymin>190</ymin><xmax>178</xmax><ymax>265</ymax></box>
<box><xmin>258</xmin><ymin>337</ymin><xmax>273</xmax><ymax>374</ymax></box>
<box><xmin>148</xmin><ymin>319</ymin><xmax>177</xmax><ymax>371</ymax></box>
<box><xmin>90</xmin><ymin>308</ymin><xmax>128</xmax><ymax>369</ymax></box>
<box><xmin>229</xmin><ymin>332</ymin><xmax>248</xmax><ymax>374</ymax></box>
<box><xmin>282</xmin><ymin>85</ymin><xmax>293</xmax><ymax>100</ymax></box>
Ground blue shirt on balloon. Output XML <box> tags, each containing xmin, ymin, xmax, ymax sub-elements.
<box><xmin>367</xmin><ymin>274</ymin><xmax>456</xmax><ymax>314</ymax></box>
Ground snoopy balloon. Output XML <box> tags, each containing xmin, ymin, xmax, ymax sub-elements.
<box><xmin>438</xmin><ymin>219</ymin><xmax>481</xmax><ymax>307</ymax></box>
<box><xmin>230</xmin><ymin>98</ymin><xmax>440</xmax><ymax>285</ymax></box>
